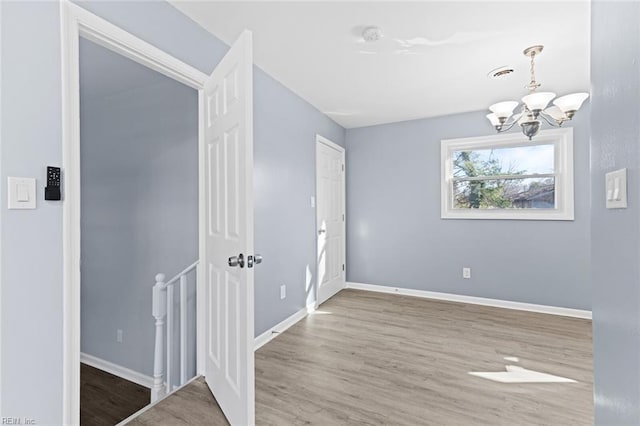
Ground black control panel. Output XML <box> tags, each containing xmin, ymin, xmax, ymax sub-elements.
<box><xmin>45</xmin><ymin>166</ymin><xmax>61</xmax><ymax>201</ymax></box>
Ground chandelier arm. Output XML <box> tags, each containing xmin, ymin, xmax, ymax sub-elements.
<box><xmin>538</xmin><ymin>111</ymin><xmax>562</xmax><ymax>127</ymax></box>
<box><xmin>498</xmin><ymin>119</ymin><xmax>519</xmax><ymax>133</ymax></box>
<box><xmin>498</xmin><ymin>111</ymin><xmax>524</xmax><ymax>132</ymax></box>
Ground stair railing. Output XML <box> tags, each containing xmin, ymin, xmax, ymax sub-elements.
<box><xmin>151</xmin><ymin>260</ymin><xmax>198</xmax><ymax>403</ymax></box>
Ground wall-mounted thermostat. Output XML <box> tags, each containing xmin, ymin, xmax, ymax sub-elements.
<box><xmin>45</xmin><ymin>166</ymin><xmax>61</xmax><ymax>201</ymax></box>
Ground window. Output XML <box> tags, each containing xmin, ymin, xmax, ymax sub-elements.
<box><xmin>441</xmin><ymin>128</ymin><xmax>574</xmax><ymax>220</ymax></box>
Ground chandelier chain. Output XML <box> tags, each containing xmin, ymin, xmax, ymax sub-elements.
<box><xmin>528</xmin><ymin>52</ymin><xmax>539</xmax><ymax>93</ymax></box>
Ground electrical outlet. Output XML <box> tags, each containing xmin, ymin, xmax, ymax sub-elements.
<box><xmin>280</xmin><ymin>285</ymin><xmax>286</xmax><ymax>300</ymax></box>
<box><xmin>463</xmin><ymin>267</ymin><xmax>471</xmax><ymax>279</ymax></box>
<box><xmin>117</xmin><ymin>329</ymin><xmax>123</xmax><ymax>343</ymax></box>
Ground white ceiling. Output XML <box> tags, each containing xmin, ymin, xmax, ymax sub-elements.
<box><xmin>170</xmin><ymin>1</ymin><xmax>590</xmax><ymax>129</ymax></box>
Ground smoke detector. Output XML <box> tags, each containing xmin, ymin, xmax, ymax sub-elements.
<box><xmin>362</xmin><ymin>26</ymin><xmax>383</xmax><ymax>42</ymax></box>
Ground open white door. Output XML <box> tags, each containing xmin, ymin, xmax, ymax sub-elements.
<box><xmin>202</xmin><ymin>31</ymin><xmax>255</xmax><ymax>426</ymax></box>
<box><xmin>316</xmin><ymin>136</ymin><xmax>346</xmax><ymax>305</ymax></box>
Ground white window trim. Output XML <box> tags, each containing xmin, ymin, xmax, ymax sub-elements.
<box><xmin>441</xmin><ymin>128</ymin><xmax>574</xmax><ymax>221</ymax></box>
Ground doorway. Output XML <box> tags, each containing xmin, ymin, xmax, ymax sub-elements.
<box><xmin>77</xmin><ymin>37</ymin><xmax>199</xmax><ymax>424</ymax></box>
<box><xmin>315</xmin><ymin>135</ymin><xmax>346</xmax><ymax>306</ymax></box>
<box><xmin>61</xmin><ymin>3</ymin><xmax>256</xmax><ymax>425</ymax></box>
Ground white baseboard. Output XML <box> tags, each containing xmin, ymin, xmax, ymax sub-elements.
<box><xmin>346</xmin><ymin>282</ymin><xmax>592</xmax><ymax>319</ymax></box>
<box><xmin>254</xmin><ymin>304</ymin><xmax>315</xmax><ymax>351</ymax></box>
<box><xmin>81</xmin><ymin>352</ymin><xmax>154</xmax><ymax>389</ymax></box>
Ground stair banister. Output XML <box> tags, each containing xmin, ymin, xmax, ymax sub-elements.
<box><xmin>152</xmin><ymin>273</ymin><xmax>167</xmax><ymax>402</ymax></box>
<box><xmin>163</xmin><ymin>260</ymin><xmax>199</xmax><ymax>287</ymax></box>
<box><xmin>166</xmin><ymin>281</ymin><xmax>174</xmax><ymax>394</ymax></box>
<box><xmin>180</xmin><ymin>274</ymin><xmax>188</xmax><ymax>384</ymax></box>
<box><xmin>151</xmin><ymin>260</ymin><xmax>198</xmax><ymax>403</ymax></box>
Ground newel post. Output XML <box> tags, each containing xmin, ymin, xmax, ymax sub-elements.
<box><xmin>151</xmin><ymin>273</ymin><xmax>167</xmax><ymax>403</ymax></box>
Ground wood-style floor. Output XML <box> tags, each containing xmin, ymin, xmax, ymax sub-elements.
<box><xmin>80</xmin><ymin>363</ymin><xmax>150</xmax><ymax>426</ymax></box>
<box><xmin>125</xmin><ymin>289</ymin><xmax>593</xmax><ymax>425</ymax></box>
<box><xmin>125</xmin><ymin>377</ymin><xmax>229</xmax><ymax>426</ymax></box>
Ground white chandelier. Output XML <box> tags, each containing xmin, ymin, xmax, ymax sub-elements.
<box><xmin>486</xmin><ymin>45</ymin><xmax>589</xmax><ymax>140</ymax></box>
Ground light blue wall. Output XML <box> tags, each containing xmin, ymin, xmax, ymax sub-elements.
<box><xmin>591</xmin><ymin>1</ymin><xmax>640</xmax><ymax>424</ymax></box>
<box><xmin>345</xmin><ymin>109</ymin><xmax>591</xmax><ymax>310</ymax></box>
<box><xmin>0</xmin><ymin>1</ymin><xmax>344</xmax><ymax>422</ymax></box>
<box><xmin>253</xmin><ymin>71</ymin><xmax>345</xmax><ymax>335</ymax></box>
<box><xmin>0</xmin><ymin>0</ymin><xmax>3</xmax><ymax>415</ymax></box>
<box><xmin>1</xmin><ymin>2</ymin><xmax>64</xmax><ymax>422</ymax></box>
<box><xmin>77</xmin><ymin>0</ymin><xmax>345</xmax><ymax>336</ymax></box>
<box><xmin>80</xmin><ymin>39</ymin><xmax>198</xmax><ymax>379</ymax></box>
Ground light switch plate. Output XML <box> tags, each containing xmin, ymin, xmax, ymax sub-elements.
<box><xmin>8</xmin><ymin>177</ymin><xmax>36</xmax><ymax>209</ymax></box>
<box><xmin>606</xmin><ymin>168</ymin><xmax>627</xmax><ymax>209</ymax></box>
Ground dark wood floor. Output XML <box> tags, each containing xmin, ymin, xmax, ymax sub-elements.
<box><xmin>81</xmin><ymin>363</ymin><xmax>150</xmax><ymax>426</ymax></box>
<box><xmin>123</xmin><ymin>289</ymin><xmax>593</xmax><ymax>425</ymax></box>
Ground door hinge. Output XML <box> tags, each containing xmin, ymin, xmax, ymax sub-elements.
<box><xmin>342</xmin><ymin>164</ymin><xmax>345</xmax><ymax>172</ymax></box>
<box><xmin>342</xmin><ymin>264</ymin><xmax>345</xmax><ymax>271</ymax></box>
<box><xmin>342</xmin><ymin>214</ymin><xmax>345</xmax><ymax>221</ymax></box>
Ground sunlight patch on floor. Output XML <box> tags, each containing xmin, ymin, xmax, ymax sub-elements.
<box><xmin>469</xmin><ymin>365</ymin><xmax>577</xmax><ymax>384</ymax></box>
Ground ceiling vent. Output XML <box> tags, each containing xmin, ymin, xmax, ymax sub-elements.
<box><xmin>488</xmin><ymin>66</ymin><xmax>514</xmax><ymax>79</ymax></box>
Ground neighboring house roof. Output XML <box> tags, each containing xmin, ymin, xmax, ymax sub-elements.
<box><xmin>511</xmin><ymin>182</ymin><xmax>555</xmax><ymax>203</ymax></box>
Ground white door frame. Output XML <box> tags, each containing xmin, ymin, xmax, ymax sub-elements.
<box><xmin>60</xmin><ymin>2</ymin><xmax>209</xmax><ymax>423</ymax></box>
<box><xmin>315</xmin><ymin>135</ymin><xmax>346</xmax><ymax>306</ymax></box>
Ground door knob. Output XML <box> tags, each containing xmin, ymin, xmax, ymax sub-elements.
<box><xmin>246</xmin><ymin>254</ymin><xmax>263</xmax><ymax>268</ymax></box>
<box><xmin>318</xmin><ymin>229</ymin><xmax>326</xmax><ymax>235</ymax></box>
<box><xmin>228</xmin><ymin>254</ymin><xmax>244</xmax><ymax>268</ymax></box>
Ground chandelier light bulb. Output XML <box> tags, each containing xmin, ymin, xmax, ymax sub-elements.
<box><xmin>521</xmin><ymin>92</ymin><xmax>556</xmax><ymax>112</ymax></box>
<box><xmin>544</xmin><ymin>106</ymin><xmax>567</xmax><ymax>122</ymax></box>
<box><xmin>553</xmin><ymin>92</ymin><xmax>590</xmax><ymax>114</ymax></box>
<box><xmin>486</xmin><ymin>113</ymin><xmax>502</xmax><ymax>127</ymax></box>
<box><xmin>489</xmin><ymin>101</ymin><xmax>519</xmax><ymax>119</ymax></box>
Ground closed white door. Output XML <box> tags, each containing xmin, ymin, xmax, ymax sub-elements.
<box><xmin>316</xmin><ymin>136</ymin><xmax>346</xmax><ymax>305</ymax></box>
<box><xmin>202</xmin><ymin>31</ymin><xmax>255</xmax><ymax>426</ymax></box>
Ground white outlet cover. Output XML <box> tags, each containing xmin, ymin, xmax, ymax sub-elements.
<box><xmin>280</xmin><ymin>285</ymin><xmax>286</xmax><ymax>299</ymax></box>
<box><xmin>463</xmin><ymin>268</ymin><xmax>471</xmax><ymax>279</ymax></box>
<box><xmin>606</xmin><ymin>168</ymin><xmax>628</xmax><ymax>209</ymax></box>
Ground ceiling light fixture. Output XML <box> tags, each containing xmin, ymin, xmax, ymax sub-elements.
<box><xmin>486</xmin><ymin>45</ymin><xmax>589</xmax><ymax>140</ymax></box>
